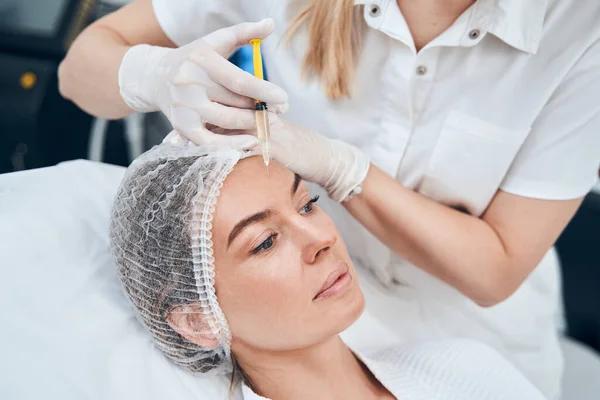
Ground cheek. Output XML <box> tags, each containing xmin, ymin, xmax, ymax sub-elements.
<box><xmin>214</xmin><ymin>244</ymin><xmax>309</xmax><ymax>344</ymax></box>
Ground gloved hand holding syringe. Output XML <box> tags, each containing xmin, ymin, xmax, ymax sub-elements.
<box><xmin>118</xmin><ymin>18</ymin><xmax>287</xmax><ymax>149</ymax></box>
<box><xmin>119</xmin><ymin>18</ymin><xmax>369</xmax><ymax>202</ymax></box>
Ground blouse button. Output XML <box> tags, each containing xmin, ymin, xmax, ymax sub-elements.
<box><xmin>416</xmin><ymin>65</ymin><xmax>427</xmax><ymax>76</ymax></box>
<box><xmin>469</xmin><ymin>29</ymin><xmax>481</xmax><ymax>40</ymax></box>
<box><xmin>369</xmin><ymin>5</ymin><xmax>381</xmax><ymax>17</ymax></box>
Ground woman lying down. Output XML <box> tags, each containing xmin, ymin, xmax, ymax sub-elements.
<box><xmin>109</xmin><ymin>137</ymin><xmax>546</xmax><ymax>400</ymax></box>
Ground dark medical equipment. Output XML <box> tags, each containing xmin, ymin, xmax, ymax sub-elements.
<box><xmin>0</xmin><ymin>0</ymin><xmax>96</xmax><ymax>173</ymax></box>
<box><xmin>557</xmin><ymin>191</ymin><xmax>600</xmax><ymax>355</ymax></box>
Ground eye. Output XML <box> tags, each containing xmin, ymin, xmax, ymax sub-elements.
<box><xmin>251</xmin><ymin>233</ymin><xmax>277</xmax><ymax>255</ymax></box>
<box><xmin>299</xmin><ymin>195</ymin><xmax>320</xmax><ymax>215</ymax></box>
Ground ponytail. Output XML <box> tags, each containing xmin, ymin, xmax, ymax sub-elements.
<box><xmin>286</xmin><ymin>0</ymin><xmax>364</xmax><ymax>100</ymax></box>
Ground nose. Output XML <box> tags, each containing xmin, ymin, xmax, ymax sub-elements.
<box><xmin>300</xmin><ymin>222</ymin><xmax>338</xmax><ymax>265</ymax></box>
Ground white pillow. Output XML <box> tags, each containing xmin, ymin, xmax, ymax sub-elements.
<box><xmin>0</xmin><ymin>160</ymin><xmax>399</xmax><ymax>400</ymax></box>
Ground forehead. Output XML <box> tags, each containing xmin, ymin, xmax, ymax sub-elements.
<box><xmin>212</xmin><ymin>157</ymin><xmax>296</xmax><ymax>232</ymax></box>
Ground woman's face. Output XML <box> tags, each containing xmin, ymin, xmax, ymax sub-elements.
<box><xmin>211</xmin><ymin>156</ymin><xmax>364</xmax><ymax>352</ymax></box>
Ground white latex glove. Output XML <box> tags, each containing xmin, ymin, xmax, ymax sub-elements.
<box><xmin>118</xmin><ymin>18</ymin><xmax>288</xmax><ymax>149</ymax></box>
<box><xmin>251</xmin><ymin>116</ymin><xmax>371</xmax><ymax>202</ymax></box>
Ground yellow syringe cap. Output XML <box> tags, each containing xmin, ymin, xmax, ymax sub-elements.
<box><xmin>249</xmin><ymin>38</ymin><xmax>264</xmax><ymax>81</ymax></box>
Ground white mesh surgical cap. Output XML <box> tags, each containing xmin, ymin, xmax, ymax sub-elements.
<box><xmin>109</xmin><ymin>138</ymin><xmax>243</xmax><ymax>375</ymax></box>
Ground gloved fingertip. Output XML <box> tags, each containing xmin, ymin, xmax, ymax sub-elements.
<box><xmin>162</xmin><ymin>131</ymin><xmax>188</xmax><ymax>145</ymax></box>
<box><xmin>273</xmin><ymin>102</ymin><xmax>289</xmax><ymax>114</ymax></box>
<box><xmin>242</xmin><ymin>147</ymin><xmax>261</xmax><ymax>160</ymax></box>
<box><xmin>175</xmin><ymin>127</ymin><xmax>206</xmax><ymax>146</ymax></box>
<box><xmin>267</xmin><ymin>112</ymin><xmax>279</xmax><ymax>125</ymax></box>
<box><xmin>235</xmin><ymin>136</ymin><xmax>259</xmax><ymax>150</ymax></box>
<box><xmin>264</xmin><ymin>86</ymin><xmax>289</xmax><ymax>105</ymax></box>
<box><xmin>259</xmin><ymin>18</ymin><xmax>275</xmax><ymax>33</ymax></box>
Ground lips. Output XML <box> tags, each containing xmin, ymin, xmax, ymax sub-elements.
<box><xmin>314</xmin><ymin>262</ymin><xmax>351</xmax><ymax>300</ymax></box>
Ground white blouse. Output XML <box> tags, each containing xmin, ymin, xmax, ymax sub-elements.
<box><xmin>151</xmin><ymin>1</ymin><xmax>600</xmax><ymax>398</ymax></box>
<box><xmin>236</xmin><ymin>339</ymin><xmax>548</xmax><ymax>400</ymax></box>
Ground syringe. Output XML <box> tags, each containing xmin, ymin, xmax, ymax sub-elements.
<box><xmin>249</xmin><ymin>38</ymin><xmax>271</xmax><ymax>167</ymax></box>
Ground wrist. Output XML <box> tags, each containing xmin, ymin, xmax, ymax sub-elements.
<box><xmin>118</xmin><ymin>44</ymin><xmax>171</xmax><ymax>113</ymax></box>
<box><xmin>326</xmin><ymin>139</ymin><xmax>370</xmax><ymax>202</ymax></box>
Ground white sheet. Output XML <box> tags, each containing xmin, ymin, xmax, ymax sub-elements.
<box><xmin>0</xmin><ymin>160</ymin><xmax>598</xmax><ymax>400</ymax></box>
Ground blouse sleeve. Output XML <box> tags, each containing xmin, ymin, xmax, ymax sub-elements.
<box><xmin>500</xmin><ymin>40</ymin><xmax>600</xmax><ymax>200</ymax></box>
<box><xmin>152</xmin><ymin>0</ymin><xmax>248</xmax><ymax>46</ymax></box>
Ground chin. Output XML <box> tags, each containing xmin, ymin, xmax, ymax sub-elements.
<box><xmin>347</xmin><ymin>285</ymin><xmax>366</xmax><ymax>323</ymax></box>
<box><xmin>329</xmin><ymin>282</ymin><xmax>366</xmax><ymax>336</ymax></box>
<box><xmin>347</xmin><ymin>264</ymin><xmax>366</xmax><ymax>316</ymax></box>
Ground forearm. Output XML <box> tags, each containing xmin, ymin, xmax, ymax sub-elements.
<box><xmin>58</xmin><ymin>0</ymin><xmax>176</xmax><ymax>119</ymax></box>
<box><xmin>344</xmin><ymin>165</ymin><xmax>520</xmax><ymax>306</ymax></box>
<box><xmin>58</xmin><ymin>25</ymin><xmax>132</xmax><ymax>119</ymax></box>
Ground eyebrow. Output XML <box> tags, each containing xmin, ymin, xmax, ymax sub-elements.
<box><xmin>292</xmin><ymin>173</ymin><xmax>301</xmax><ymax>196</ymax></box>
<box><xmin>227</xmin><ymin>174</ymin><xmax>303</xmax><ymax>249</ymax></box>
<box><xmin>227</xmin><ymin>210</ymin><xmax>274</xmax><ymax>249</ymax></box>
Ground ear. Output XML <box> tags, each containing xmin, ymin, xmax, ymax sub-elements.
<box><xmin>166</xmin><ymin>305</ymin><xmax>220</xmax><ymax>350</ymax></box>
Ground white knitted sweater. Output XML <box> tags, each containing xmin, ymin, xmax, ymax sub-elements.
<box><xmin>238</xmin><ymin>339</ymin><xmax>547</xmax><ymax>400</ymax></box>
